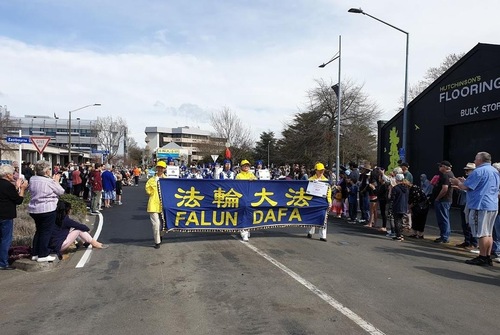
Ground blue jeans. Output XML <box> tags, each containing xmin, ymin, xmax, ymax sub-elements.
<box><xmin>359</xmin><ymin>192</ymin><xmax>370</xmax><ymax>221</ymax></box>
<box><xmin>492</xmin><ymin>214</ymin><xmax>500</xmax><ymax>256</ymax></box>
<box><xmin>30</xmin><ymin>211</ymin><xmax>56</xmax><ymax>258</ymax></box>
<box><xmin>434</xmin><ymin>201</ymin><xmax>451</xmax><ymax>241</ymax></box>
<box><xmin>0</xmin><ymin>219</ymin><xmax>14</xmax><ymax>267</ymax></box>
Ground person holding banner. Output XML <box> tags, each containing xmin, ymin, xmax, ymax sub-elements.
<box><xmin>306</xmin><ymin>162</ymin><xmax>332</xmax><ymax>242</ymax></box>
<box><xmin>145</xmin><ymin>160</ymin><xmax>167</xmax><ymax>249</ymax></box>
<box><xmin>219</xmin><ymin>159</ymin><xmax>235</xmax><ymax>180</ymax></box>
<box><xmin>236</xmin><ymin>159</ymin><xmax>257</xmax><ymax>241</ymax></box>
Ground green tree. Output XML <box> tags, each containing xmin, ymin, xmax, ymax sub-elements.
<box><xmin>278</xmin><ymin>79</ymin><xmax>381</xmax><ymax>168</ymax></box>
<box><xmin>253</xmin><ymin>131</ymin><xmax>276</xmax><ymax>167</ymax></box>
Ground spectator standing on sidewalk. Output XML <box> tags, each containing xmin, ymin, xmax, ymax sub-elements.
<box><xmin>72</xmin><ymin>165</ymin><xmax>83</xmax><ymax>197</ymax></box>
<box><xmin>114</xmin><ymin>168</ymin><xmax>123</xmax><ymax>205</ymax></box>
<box><xmin>407</xmin><ymin>181</ymin><xmax>430</xmax><ymax>239</ymax></box>
<box><xmin>451</xmin><ymin>152</ymin><xmax>500</xmax><ymax>266</ymax></box>
<box><xmin>358</xmin><ymin>164</ymin><xmax>371</xmax><ymax>224</ymax></box>
<box><xmin>391</xmin><ymin>174</ymin><xmax>409</xmax><ymax>241</ymax></box>
<box><xmin>490</xmin><ymin>162</ymin><xmax>500</xmax><ymax>263</ymax></box>
<box><xmin>89</xmin><ymin>163</ymin><xmax>103</xmax><ymax>215</ymax></box>
<box><xmin>432</xmin><ymin>160</ymin><xmax>455</xmax><ymax>244</ymax></box>
<box><xmin>28</xmin><ymin>160</ymin><xmax>65</xmax><ymax>262</ymax></box>
<box><xmin>0</xmin><ymin>164</ymin><xmax>29</xmax><ymax>270</ymax></box>
<box><xmin>454</xmin><ymin>163</ymin><xmax>478</xmax><ymax>249</ymax></box>
<box><xmin>101</xmin><ymin>164</ymin><xmax>116</xmax><ymax>208</ymax></box>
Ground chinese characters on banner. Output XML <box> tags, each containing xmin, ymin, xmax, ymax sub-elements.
<box><xmin>158</xmin><ymin>179</ymin><xmax>330</xmax><ymax>232</ymax></box>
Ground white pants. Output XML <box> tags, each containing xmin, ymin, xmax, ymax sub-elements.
<box><xmin>240</xmin><ymin>230</ymin><xmax>250</xmax><ymax>240</ymax></box>
<box><xmin>61</xmin><ymin>229</ymin><xmax>93</xmax><ymax>251</ymax></box>
<box><xmin>307</xmin><ymin>226</ymin><xmax>327</xmax><ymax>239</ymax></box>
<box><xmin>150</xmin><ymin>213</ymin><xmax>162</xmax><ymax>244</ymax></box>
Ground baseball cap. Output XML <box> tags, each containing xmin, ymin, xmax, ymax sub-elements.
<box><xmin>241</xmin><ymin>159</ymin><xmax>251</xmax><ymax>166</ymax></box>
<box><xmin>438</xmin><ymin>160</ymin><xmax>452</xmax><ymax>168</ymax></box>
<box><xmin>156</xmin><ymin>161</ymin><xmax>167</xmax><ymax>168</ymax></box>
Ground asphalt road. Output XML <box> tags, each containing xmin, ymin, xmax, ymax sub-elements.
<box><xmin>0</xmin><ymin>179</ymin><xmax>498</xmax><ymax>335</ymax></box>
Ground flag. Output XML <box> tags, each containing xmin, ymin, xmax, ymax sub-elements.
<box><xmin>225</xmin><ymin>147</ymin><xmax>231</xmax><ymax>159</ymax></box>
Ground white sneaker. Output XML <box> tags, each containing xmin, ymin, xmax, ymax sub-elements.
<box><xmin>31</xmin><ymin>256</ymin><xmax>38</xmax><ymax>261</ymax></box>
<box><xmin>37</xmin><ymin>255</ymin><xmax>56</xmax><ymax>262</ymax></box>
<box><xmin>493</xmin><ymin>257</ymin><xmax>500</xmax><ymax>263</ymax></box>
<box><xmin>470</xmin><ymin>249</ymin><xmax>480</xmax><ymax>254</ymax></box>
<box><xmin>118</xmin><ymin>201</ymin><xmax>123</xmax><ymax>205</ymax></box>
<box><xmin>242</xmin><ymin>236</ymin><xmax>249</xmax><ymax>242</ymax></box>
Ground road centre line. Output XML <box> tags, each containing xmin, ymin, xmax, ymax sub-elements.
<box><xmin>236</xmin><ymin>237</ymin><xmax>385</xmax><ymax>335</ymax></box>
<box><xmin>75</xmin><ymin>212</ymin><xmax>104</xmax><ymax>268</ymax></box>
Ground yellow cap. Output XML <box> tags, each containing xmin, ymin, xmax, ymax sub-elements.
<box><xmin>156</xmin><ymin>161</ymin><xmax>167</xmax><ymax>168</ymax></box>
<box><xmin>241</xmin><ymin>159</ymin><xmax>250</xmax><ymax>166</ymax></box>
<box><xmin>315</xmin><ymin>162</ymin><xmax>325</xmax><ymax>171</ymax></box>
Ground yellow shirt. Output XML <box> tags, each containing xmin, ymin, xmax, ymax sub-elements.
<box><xmin>145</xmin><ymin>175</ymin><xmax>165</xmax><ymax>213</ymax></box>
<box><xmin>236</xmin><ymin>170</ymin><xmax>257</xmax><ymax>180</ymax></box>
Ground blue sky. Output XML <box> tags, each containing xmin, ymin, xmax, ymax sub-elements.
<box><xmin>1</xmin><ymin>0</ymin><xmax>499</xmax><ymax>146</ymax></box>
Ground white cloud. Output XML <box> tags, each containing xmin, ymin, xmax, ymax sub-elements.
<box><xmin>1</xmin><ymin>0</ymin><xmax>500</xmax><ymax>147</ymax></box>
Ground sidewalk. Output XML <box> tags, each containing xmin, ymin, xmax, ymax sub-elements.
<box><xmin>330</xmin><ymin>206</ymin><xmax>479</xmax><ymax>256</ymax></box>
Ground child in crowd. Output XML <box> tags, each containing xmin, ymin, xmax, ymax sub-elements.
<box><xmin>331</xmin><ymin>185</ymin><xmax>343</xmax><ymax>218</ymax></box>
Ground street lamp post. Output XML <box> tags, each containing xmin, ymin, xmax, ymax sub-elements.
<box><xmin>348</xmin><ymin>7</ymin><xmax>409</xmax><ymax>161</ymax></box>
<box><xmin>267</xmin><ymin>141</ymin><xmax>270</xmax><ymax>169</ymax></box>
<box><xmin>319</xmin><ymin>35</ymin><xmax>342</xmax><ymax>184</ymax></box>
<box><xmin>68</xmin><ymin>104</ymin><xmax>101</xmax><ymax>164</ymax></box>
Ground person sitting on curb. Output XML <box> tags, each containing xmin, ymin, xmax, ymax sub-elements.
<box><xmin>49</xmin><ymin>200</ymin><xmax>107</xmax><ymax>260</ymax></box>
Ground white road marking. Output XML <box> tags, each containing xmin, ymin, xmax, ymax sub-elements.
<box><xmin>75</xmin><ymin>212</ymin><xmax>104</xmax><ymax>268</ymax></box>
<box><xmin>237</xmin><ymin>237</ymin><xmax>386</xmax><ymax>335</ymax></box>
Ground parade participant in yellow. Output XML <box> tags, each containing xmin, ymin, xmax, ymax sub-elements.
<box><xmin>145</xmin><ymin>161</ymin><xmax>167</xmax><ymax>249</ymax></box>
<box><xmin>236</xmin><ymin>159</ymin><xmax>256</xmax><ymax>241</ymax></box>
<box><xmin>306</xmin><ymin>162</ymin><xmax>332</xmax><ymax>241</ymax></box>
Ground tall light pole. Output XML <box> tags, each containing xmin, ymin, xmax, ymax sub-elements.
<box><xmin>68</xmin><ymin>103</ymin><xmax>101</xmax><ymax>164</ymax></box>
<box><xmin>267</xmin><ymin>140</ymin><xmax>270</xmax><ymax>169</ymax></box>
<box><xmin>319</xmin><ymin>35</ymin><xmax>342</xmax><ymax>183</ymax></box>
<box><xmin>348</xmin><ymin>7</ymin><xmax>409</xmax><ymax>161</ymax></box>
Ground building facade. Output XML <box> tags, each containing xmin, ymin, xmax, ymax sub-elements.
<box><xmin>0</xmin><ymin>110</ymin><xmax>97</xmax><ymax>165</ymax></box>
<box><xmin>378</xmin><ymin>43</ymin><xmax>500</xmax><ymax>178</ymax></box>
<box><xmin>144</xmin><ymin>126</ymin><xmax>226</xmax><ymax>163</ymax></box>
